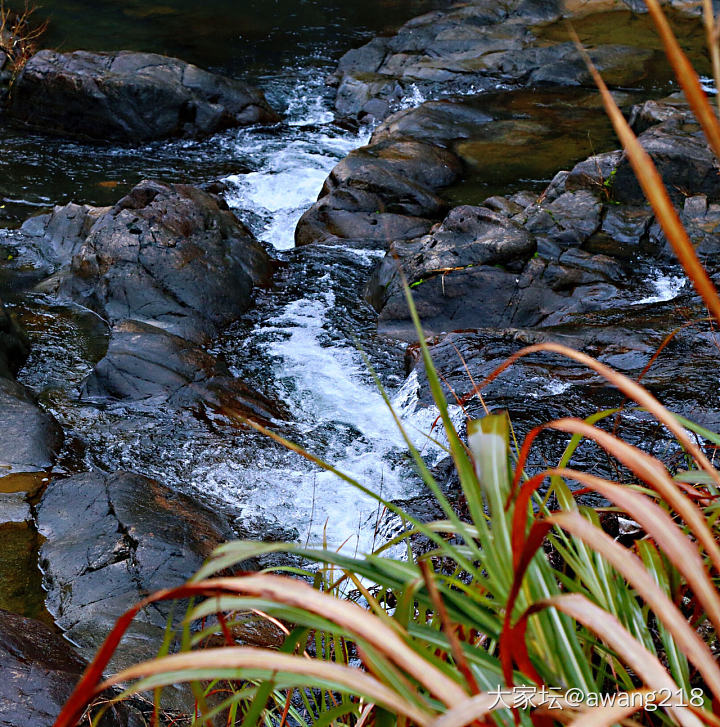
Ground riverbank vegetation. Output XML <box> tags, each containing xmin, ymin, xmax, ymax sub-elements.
<box><xmin>52</xmin><ymin>1</ymin><xmax>720</xmax><ymax>725</ymax></box>
<box><xmin>0</xmin><ymin>1</ymin><xmax>46</xmax><ymax>73</ymax></box>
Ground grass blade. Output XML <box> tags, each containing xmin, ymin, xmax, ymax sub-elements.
<box><xmin>570</xmin><ymin>24</ymin><xmax>720</xmax><ymax>325</ymax></box>
<box><xmin>520</xmin><ymin>594</ymin><xmax>703</xmax><ymax>727</ymax></box>
<box><xmin>100</xmin><ymin>648</ymin><xmax>435</xmax><ymax>727</ymax></box>
<box><xmin>644</xmin><ymin>0</ymin><xmax>720</xmax><ymax>159</ymax></box>
<box><xmin>547</xmin><ymin>507</ymin><xmax>720</xmax><ymax>701</ymax></box>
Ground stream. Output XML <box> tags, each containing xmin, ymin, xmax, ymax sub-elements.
<box><xmin>0</xmin><ymin>0</ymin><xmax>712</xmax><ymax>598</ymax></box>
<box><xmin>2</xmin><ymin>0</ymin><xmax>457</xmax><ymax>556</ymax></box>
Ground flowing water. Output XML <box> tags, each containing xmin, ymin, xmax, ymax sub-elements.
<box><xmin>3</xmin><ymin>0</ymin><xmax>460</xmax><ymax>556</ymax></box>
<box><xmin>0</xmin><ymin>0</ymin><xmax>704</xmax><ymax>571</ymax></box>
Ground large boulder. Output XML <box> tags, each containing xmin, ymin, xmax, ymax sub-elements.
<box><xmin>0</xmin><ymin>609</ymin><xmax>139</xmax><ymax>726</ymax></box>
<box><xmin>295</xmin><ymin>138</ymin><xmax>461</xmax><ymax>248</ymax></box>
<box><xmin>37</xmin><ymin>471</ymin><xmax>234</xmax><ymax>681</ymax></box>
<box><xmin>10</xmin><ymin>182</ymin><xmax>278</xmax><ymax>418</ymax></box>
<box><xmin>8</xmin><ymin>49</ymin><xmax>280</xmax><ymax>142</ymax></box>
<box><xmin>0</xmin><ymin>300</ymin><xmax>62</xmax><ymax>477</ymax></box>
<box><xmin>45</xmin><ymin>179</ymin><xmax>272</xmax><ymax>345</ymax></box>
<box><xmin>364</xmin><ymin>192</ymin><xmax>632</xmax><ymax>340</ymax></box>
<box><xmin>366</xmin><ymin>205</ymin><xmax>536</xmax><ymax>313</ymax></box>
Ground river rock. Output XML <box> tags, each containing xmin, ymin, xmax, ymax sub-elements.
<box><xmin>45</xmin><ymin>179</ymin><xmax>271</xmax><ymax>344</ymax></box>
<box><xmin>365</xmin><ymin>199</ymin><xmax>630</xmax><ymax>340</ymax></box>
<box><xmin>9</xmin><ymin>182</ymin><xmax>279</xmax><ymax>422</ymax></box>
<box><xmin>81</xmin><ymin>319</ymin><xmax>285</xmax><ymax>421</ymax></box>
<box><xmin>17</xmin><ymin>202</ymin><xmax>109</xmax><ymax>271</ymax></box>
<box><xmin>369</xmin><ymin>101</ymin><xmax>494</xmax><ymax>146</ymax></box>
<box><xmin>561</xmin><ymin>99</ymin><xmax>720</xmax><ymax>209</ymax></box>
<box><xmin>405</xmin><ymin>286</ymin><xmax>720</xmax><ymax>483</ymax></box>
<box><xmin>37</xmin><ymin>471</ymin><xmax>234</xmax><ymax>686</ymax></box>
<box><xmin>613</xmin><ymin>109</ymin><xmax>720</xmax><ymax>206</ymax></box>
<box><xmin>367</xmin><ymin>205</ymin><xmax>536</xmax><ymax>311</ymax></box>
<box><xmin>0</xmin><ymin>609</ymin><xmax>139</xmax><ymax>727</ymax></box>
<box><xmin>8</xmin><ymin>49</ymin><xmax>280</xmax><ymax>142</ymax></box>
<box><xmin>295</xmin><ymin>138</ymin><xmax>462</xmax><ymax>247</ymax></box>
<box><xmin>330</xmin><ymin>0</ymin><xmax>664</xmax><ymax>120</ymax></box>
<box><xmin>0</xmin><ymin>300</ymin><xmax>62</xmax><ymax>476</ymax></box>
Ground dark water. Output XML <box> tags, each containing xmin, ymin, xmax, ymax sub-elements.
<box><xmin>41</xmin><ymin>0</ymin><xmax>444</xmax><ymax>76</ymax></box>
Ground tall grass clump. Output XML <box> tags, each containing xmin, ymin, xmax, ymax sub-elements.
<box><xmin>53</xmin><ymin>2</ymin><xmax>720</xmax><ymax>726</ymax></box>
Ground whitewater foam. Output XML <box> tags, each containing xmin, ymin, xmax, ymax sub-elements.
<box><xmin>634</xmin><ymin>270</ymin><xmax>686</xmax><ymax>305</ymax></box>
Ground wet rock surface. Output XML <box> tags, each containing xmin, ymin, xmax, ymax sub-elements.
<box><xmin>37</xmin><ymin>471</ymin><xmax>234</xmax><ymax>679</ymax></box>
<box><xmin>328</xmin><ymin>0</ymin><xmax>706</xmax><ymax>121</ymax></box>
<box><xmin>0</xmin><ymin>609</ymin><xmax>139</xmax><ymax>727</ymax></box>
<box><xmin>0</xmin><ymin>300</ymin><xmax>62</xmax><ymax>476</ymax></box>
<box><xmin>0</xmin><ymin>376</ymin><xmax>63</xmax><ymax>475</ymax></box>
<box><xmin>297</xmin><ymin>86</ymin><xmax>629</xmax><ymax>253</ymax></box>
<box><xmin>405</xmin><ymin>288</ymin><xmax>719</xmax><ymax>481</ymax></box>
<box><xmin>7</xmin><ymin>49</ymin><xmax>280</xmax><ymax>142</ymax></box>
<box><xmin>46</xmin><ymin>179</ymin><xmax>272</xmax><ymax>344</ymax></box>
<box><xmin>295</xmin><ymin>137</ymin><xmax>461</xmax><ymax>247</ymax></box>
<box><xmin>82</xmin><ymin>319</ymin><xmax>285</xmax><ymax>419</ymax></box>
<box><xmin>336</xmin><ymin>98</ymin><xmax>713</xmax><ymax>341</ymax></box>
<box><xmin>0</xmin><ymin>299</ymin><xmax>30</xmax><ymax>379</ymax></box>
<box><xmin>6</xmin><ymin>180</ymin><xmax>280</xmax><ymax>416</ymax></box>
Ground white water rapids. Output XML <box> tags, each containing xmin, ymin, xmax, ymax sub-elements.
<box><xmin>183</xmin><ymin>72</ymin><xmax>456</xmax><ymax>553</ymax></box>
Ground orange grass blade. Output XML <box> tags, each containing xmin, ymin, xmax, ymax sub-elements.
<box><xmin>419</xmin><ymin>561</ymin><xmax>481</xmax><ymax>696</ymax></box>
<box><xmin>54</xmin><ymin>582</ymin><xmax>230</xmax><ymax>727</ymax></box>
<box><xmin>508</xmin><ymin>465</ymin><xmax>720</xmax><ymax>685</ymax></box>
<box><xmin>199</xmin><ymin>575</ymin><xmax>470</xmax><ymax>706</ymax></box>
<box><xmin>547</xmin><ymin>419</ymin><xmax>720</xmax><ymax>585</ymax></box>
<box><xmin>546</xmin><ymin>507</ymin><xmax>720</xmax><ymax>701</ymax></box>
<box><xmin>520</xmin><ymin>594</ymin><xmax>703</xmax><ymax>727</ymax></box>
<box><xmin>99</xmin><ymin>648</ymin><xmax>434</xmax><ymax>727</ymax></box>
<box><xmin>547</xmin><ymin>468</ymin><xmax>720</xmax><ymax>649</ymax></box>
<box><xmin>567</xmin><ymin>697</ymin><xmax>720</xmax><ymax>727</ymax></box>
<box><xmin>427</xmin><ymin>694</ymin><xmax>506</xmax><ymax>727</ymax></box>
<box><xmin>644</xmin><ymin>0</ymin><xmax>720</xmax><ymax>159</ymax></box>
<box><xmin>571</xmin><ymin>27</ymin><xmax>720</xmax><ymax>326</ymax></box>
<box><xmin>53</xmin><ymin>574</ymin><xmax>469</xmax><ymax>727</ymax></box>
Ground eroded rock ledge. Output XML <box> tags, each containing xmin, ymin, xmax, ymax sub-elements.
<box><xmin>37</xmin><ymin>471</ymin><xmax>233</xmax><ymax>680</ymax></box>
